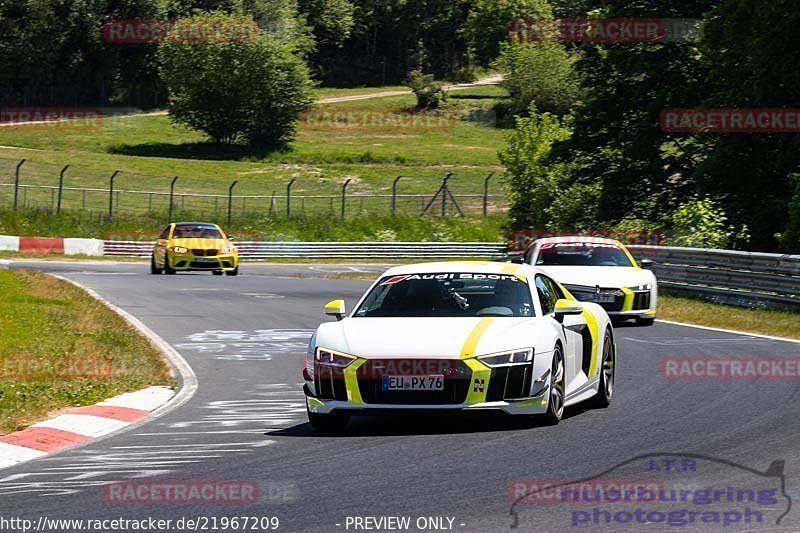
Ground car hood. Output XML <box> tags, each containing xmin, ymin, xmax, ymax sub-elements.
<box><xmin>538</xmin><ymin>266</ymin><xmax>654</xmax><ymax>289</ymax></box>
<box><xmin>316</xmin><ymin>317</ymin><xmax>544</xmax><ymax>359</ymax></box>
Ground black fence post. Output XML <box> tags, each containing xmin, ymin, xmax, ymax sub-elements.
<box><xmin>57</xmin><ymin>164</ymin><xmax>69</xmax><ymax>215</ymax></box>
<box><xmin>227</xmin><ymin>180</ymin><xmax>238</xmax><ymax>226</ymax></box>
<box><xmin>341</xmin><ymin>178</ymin><xmax>352</xmax><ymax>220</ymax></box>
<box><xmin>168</xmin><ymin>176</ymin><xmax>178</xmax><ymax>221</ymax></box>
<box><xmin>483</xmin><ymin>172</ymin><xmax>494</xmax><ymax>217</ymax></box>
<box><xmin>441</xmin><ymin>172</ymin><xmax>453</xmax><ymax>216</ymax></box>
<box><xmin>391</xmin><ymin>176</ymin><xmax>403</xmax><ymax>214</ymax></box>
<box><xmin>108</xmin><ymin>170</ymin><xmax>120</xmax><ymax>218</ymax></box>
<box><xmin>286</xmin><ymin>178</ymin><xmax>296</xmax><ymax>218</ymax></box>
<box><xmin>12</xmin><ymin>159</ymin><xmax>25</xmax><ymax>211</ymax></box>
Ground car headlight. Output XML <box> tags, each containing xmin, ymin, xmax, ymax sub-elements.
<box><xmin>172</xmin><ymin>246</ymin><xmax>188</xmax><ymax>254</ymax></box>
<box><xmin>221</xmin><ymin>244</ymin><xmax>236</xmax><ymax>254</ymax></box>
<box><xmin>315</xmin><ymin>348</ymin><xmax>357</xmax><ymax>368</ymax></box>
<box><xmin>478</xmin><ymin>348</ymin><xmax>533</xmax><ymax>368</ymax></box>
<box><xmin>629</xmin><ymin>283</ymin><xmax>652</xmax><ymax>291</ymax></box>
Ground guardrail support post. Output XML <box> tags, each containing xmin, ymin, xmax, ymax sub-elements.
<box><xmin>108</xmin><ymin>170</ymin><xmax>120</xmax><ymax>218</ymax></box>
<box><xmin>483</xmin><ymin>172</ymin><xmax>494</xmax><ymax>217</ymax></box>
<box><xmin>12</xmin><ymin>159</ymin><xmax>25</xmax><ymax>211</ymax></box>
<box><xmin>168</xmin><ymin>176</ymin><xmax>178</xmax><ymax>221</ymax></box>
<box><xmin>57</xmin><ymin>164</ymin><xmax>69</xmax><ymax>215</ymax></box>
<box><xmin>391</xmin><ymin>176</ymin><xmax>403</xmax><ymax>214</ymax></box>
<box><xmin>286</xmin><ymin>178</ymin><xmax>296</xmax><ymax>218</ymax></box>
<box><xmin>227</xmin><ymin>180</ymin><xmax>238</xmax><ymax>226</ymax></box>
<box><xmin>341</xmin><ymin>178</ymin><xmax>352</xmax><ymax>220</ymax></box>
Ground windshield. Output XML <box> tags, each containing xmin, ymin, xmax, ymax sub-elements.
<box><xmin>171</xmin><ymin>224</ymin><xmax>223</xmax><ymax>239</ymax></box>
<box><xmin>355</xmin><ymin>273</ymin><xmax>534</xmax><ymax>318</ymax></box>
<box><xmin>535</xmin><ymin>242</ymin><xmax>634</xmax><ymax>267</ymax></box>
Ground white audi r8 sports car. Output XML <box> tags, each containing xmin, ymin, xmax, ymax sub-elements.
<box><xmin>302</xmin><ymin>261</ymin><xmax>616</xmax><ymax>432</ymax></box>
<box><xmin>523</xmin><ymin>237</ymin><xmax>657</xmax><ymax>326</ymax></box>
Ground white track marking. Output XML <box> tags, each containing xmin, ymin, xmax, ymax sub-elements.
<box><xmin>176</xmin><ymin>329</ymin><xmax>312</xmax><ymax>361</ymax></box>
<box><xmin>657</xmin><ymin>319</ymin><xmax>800</xmax><ymax>345</ymax></box>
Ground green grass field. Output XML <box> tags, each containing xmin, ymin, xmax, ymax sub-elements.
<box><xmin>0</xmin><ymin>86</ymin><xmax>509</xmax><ymax>205</ymax></box>
<box><xmin>0</xmin><ymin>269</ymin><xmax>174</xmax><ymax>434</ymax></box>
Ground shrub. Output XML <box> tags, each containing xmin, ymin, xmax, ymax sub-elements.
<box><xmin>406</xmin><ymin>70</ymin><xmax>447</xmax><ymax>109</ymax></box>
<box><xmin>668</xmin><ymin>196</ymin><xmax>750</xmax><ymax>249</ymax></box>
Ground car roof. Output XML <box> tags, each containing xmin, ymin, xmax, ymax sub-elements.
<box><xmin>533</xmin><ymin>235</ymin><xmax>623</xmax><ymax>246</ymax></box>
<box><xmin>380</xmin><ymin>261</ymin><xmax>542</xmax><ymax>279</ymax></box>
<box><xmin>173</xmin><ymin>222</ymin><xmax>220</xmax><ymax>227</ymax></box>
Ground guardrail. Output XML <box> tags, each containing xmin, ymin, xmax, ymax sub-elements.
<box><xmin>97</xmin><ymin>240</ymin><xmax>800</xmax><ymax>311</ymax></box>
<box><xmin>103</xmin><ymin>240</ymin><xmax>508</xmax><ymax>259</ymax></box>
<box><xmin>628</xmin><ymin>245</ymin><xmax>800</xmax><ymax>311</ymax></box>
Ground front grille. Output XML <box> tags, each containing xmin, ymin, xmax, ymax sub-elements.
<box><xmin>314</xmin><ymin>363</ymin><xmax>348</xmax><ymax>401</ymax></box>
<box><xmin>357</xmin><ymin>359</ymin><xmax>471</xmax><ymax>405</ymax></box>
<box><xmin>599</xmin><ymin>295</ymin><xmax>625</xmax><ymax>313</ymax></box>
<box><xmin>486</xmin><ymin>364</ymin><xmax>534</xmax><ymax>401</ymax></box>
<box><xmin>192</xmin><ymin>249</ymin><xmax>219</xmax><ymax>256</ymax></box>
<box><xmin>632</xmin><ymin>291</ymin><xmax>651</xmax><ymax>310</ymax></box>
<box><xmin>189</xmin><ymin>261</ymin><xmax>219</xmax><ymax>269</ymax></box>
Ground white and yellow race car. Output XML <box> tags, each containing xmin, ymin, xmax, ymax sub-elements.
<box><xmin>303</xmin><ymin>261</ymin><xmax>616</xmax><ymax>432</ymax></box>
<box><xmin>524</xmin><ymin>236</ymin><xmax>657</xmax><ymax>326</ymax></box>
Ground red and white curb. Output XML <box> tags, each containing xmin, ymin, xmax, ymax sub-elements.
<box><xmin>0</xmin><ymin>235</ymin><xmax>102</xmax><ymax>255</ymax></box>
<box><xmin>0</xmin><ymin>387</ymin><xmax>174</xmax><ymax>468</ymax></box>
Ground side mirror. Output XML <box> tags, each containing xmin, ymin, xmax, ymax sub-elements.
<box><xmin>639</xmin><ymin>258</ymin><xmax>654</xmax><ymax>269</ymax></box>
<box><xmin>324</xmin><ymin>299</ymin><xmax>346</xmax><ymax>320</ymax></box>
<box><xmin>227</xmin><ymin>235</ymin><xmax>236</xmax><ymax>241</ymax></box>
<box><xmin>554</xmin><ymin>298</ymin><xmax>583</xmax><ymax>317</ymax></box>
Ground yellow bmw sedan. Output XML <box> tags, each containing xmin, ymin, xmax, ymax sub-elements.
<box><xmin>151</xmin><ymin>222</ymin><xmax>239</xmax><ymax>276</ymax></box>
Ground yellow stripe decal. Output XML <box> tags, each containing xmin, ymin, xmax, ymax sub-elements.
<box><xmin>343</xmin><ymin>359</ymin><xmax>366</xmax><ymax>404</ymax></box>
<box><xmin>460</xmin><ymin>317</ymin><xmax>494</xmax><ymax>359</ymax></box>
<box><xmin>583</xmin><ymin>310</ymin><xmax>600</xmax><ymax>377</ymax></box>
<box><xmin>620</xmin><ymin>287</ymin><xmax>634</xmax><ymax>312</ymax></box>
<box><xmin>464</xmin><ymin>358</ymin><xmax>491</xmax><ymax>404</ymax></box>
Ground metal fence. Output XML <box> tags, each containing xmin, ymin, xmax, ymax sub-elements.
<box><xmin>0</xmin><ymin>157</ymin><xmax>508</xmax><ymax>220</ymax></box>
<box><xmin>628</xmin><ymin>245</ymin><xmax>800</xmax><ymax>311</ymax></box>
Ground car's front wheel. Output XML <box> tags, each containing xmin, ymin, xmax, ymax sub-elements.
<box><xmin>590</xmin><ymin>329</ymin><xmax>615</xmax><ymax>408</ymax></box>
<box><xmin>225</xmin><ymin>266</ymin><xmax>239</xmax><ymax>277</ymax></box>
<box><xmin>163</xmin><ymin>257</ymin><xmax>176</xmax><ymax>275</ymax></box>
<box><xmin>150</xmin><ymin>255</ymin><xmax>162</xmax><ymax>275</ymax></box>
<box><xmin>541</xmin><ymin>345</ymin><xmax>565</xmax><ymax>425</ymax></box>
<box><xmin>307</xmin><ymin>407</ymin><xmax>350</xmax><ymax>433</ymax></box>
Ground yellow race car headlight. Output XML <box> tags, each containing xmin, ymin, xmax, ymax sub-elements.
<box><xmin>221</xmin><ymin>244</ymin><xmax>236</xmax><ymax>254</ymax></box>
<box><xmin>172</xmin><ymin>246</ymin><xmax>188</xmax><ymax>254</ymax></box>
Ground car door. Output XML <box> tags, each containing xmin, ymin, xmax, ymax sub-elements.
<box><xmin>535</xmin><ymin>275</ymin><xmax>578</xmax><ymax>387</ymax></box>
<box><xmin>538</xmin><ymin>275</ymin><xmax>587</xmax><ymax>390</ymax></box>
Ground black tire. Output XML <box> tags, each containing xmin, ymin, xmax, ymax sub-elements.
<box><xmin>163</xmin><ymin>256</ymin><xmax>176</xmax><ymax>275</ymax></box>
<box><xmin>212</xmin><ymin>270</ymin><xmax>224</xmax><ymax>276</ymax></box>
<box><xmin>225</xmin><ymin>266</ymin><xmax>239</xmax><ymax>277</ymax></box>
<box><xmin>150</xmin><ymin>255</ymin><xmax>162</xmax><ymax>275</ymax></box>
<box><xmin>589</xmin><ymin>329</ymin><xmax>615</xmax><ymax>408</ymax></box>
<box><xmin>541</xmin><ymin>345</ymin><xmax>565</xmax><ymax>425</ymax></box>
<box><xmin>636</xmin><ymin>317</ymin><xmax>655</xmax><ymax>326</ymax></box>
<box><xmin>307</xmin><ymin>409</ymin><xmax>350</xmax><ymax>433</ymax></box>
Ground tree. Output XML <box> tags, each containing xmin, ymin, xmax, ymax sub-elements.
<box><xmin>158</xmin><ymin>13</ymin><xmax>315</xmax><ymax>146</ymax></box>
<box><xmin>498</xmin><ymin>106</ymin><xmax>574</xmax><ymax>229</ymax></box>
<box><xmin>492</xmin><ymin>40</ymin><xmax>579</xmax><ymax>116</ymax></box>
<box><xmin>463</xmin><ymin>0</ymin><xmax>552</xmax><ymax>66</ymax></box>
